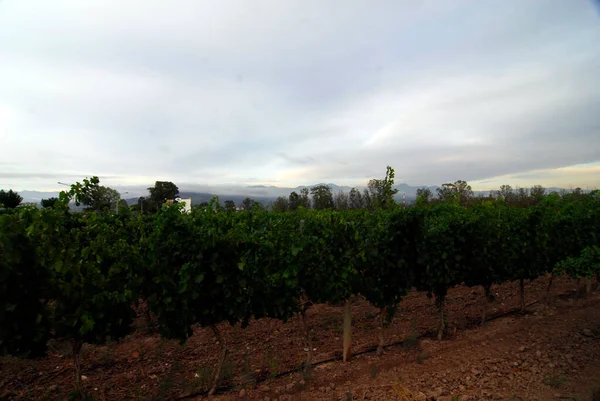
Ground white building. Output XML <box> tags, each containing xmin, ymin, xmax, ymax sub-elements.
<box><xmin>166</xmin><ymin>197</ymin><xmax>192</xmax><ymax>213</ymax></box>
<box><xmin>175</xmin><ymin>197</ymin><xmax>192</xmax><ymax>213</ymax></box>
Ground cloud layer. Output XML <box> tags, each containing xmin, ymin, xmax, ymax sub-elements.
<box><xmin>1</xmin><ymin>0</ymin><xmax>599</xmax><ymax>191</ymax></box>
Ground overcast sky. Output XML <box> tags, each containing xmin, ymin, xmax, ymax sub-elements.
<box><xmin>1</xmin><ymin>0</ymin><xmax>600</xmax><ymax>192</ymax></box>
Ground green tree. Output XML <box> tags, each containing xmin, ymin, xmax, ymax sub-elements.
<box><xmin>310</xmin><ymin>185</ymin><xmax>334</xmax><ymax>210</ymax></box>
<box><xmin>348</xmin><ymin>188</ymin><xmax>364</xmax><ymax>209</ymax></box>
<box><xmin>437</xmin><ymin>180</ymin><xmax>473</xmax><ymax>204</ymax></box>
<box><xmin>61</xmin><ymin>176</ymin><xmax>121</xmax><ymax>212</ymax></box>
<box><xmin>288</xmin><ymin>191</ymin><xmax>301</xmax><ymax>211</ymax></box>
<box><xmin>365</xmin><ymin>166</ymin><xmax>398</xmax><ymax>210</ymax></box>
<box><xmin>0</xmin><ymin>211</ymin><xmax>51</xmax><ymax>358</ymax></box>
<box><xmin>147</xmin><ymin>181</ymin><xmax>179</xmax><ymax>211</ymax></box>
<box><xmin>0</xmin><ymin>189</ymin><xmax>23</xmax><ymax>209</ymax></box>
<box><xmin>224</xmin><ymin>200</ymin><xmax>236</xmax><ymax>212</ymax></box>
<box><xmin>530</xmin><ymin>185</ymin><xmax>546</xmax><ymax>200</ymax></box>
<box><xmin>415</xmin><ymin>188</ymin><xmax>433</xmax><ymax>207</ymax></box>
<box><xmin>299</xmin><ymin>188</ymin><xmax>311</xmax><ymax>208</ymax></box>
<box><xmin>272</xmin><ymin>197</ymin><xmax>289</xmax><ymax>212</ymax></box>
<box><xmin>137</xmin><ymin>197</ymin><xmax>152</xmax><ymax>213</ymax></box>
<box><xmin>117</xmin><ymin>199</ymin><xmax>129</xmax><ymax>212</ymax></box>
<box><xmin>241</xmin><ymin>197</ymin><xmax>255</xmax><ymax>211</ymax></box>
<box><xmin>41</xmin><ymin>197</ymin><xmax>59</xmax><ymax>208</ymax></box>
<box><xmin>493</xmin><ymin>184</ymin><xmax>514</xmax><ymax>202</ymax></box>
<box><xmin>334</xmin><ymin>190</ymin><xmax>349</xmax><ymax>210</ymax></box>
<box><xmin>81</xmin><ymin>186</ymin><xmax>120</xmax><ymax>212</ymax></box>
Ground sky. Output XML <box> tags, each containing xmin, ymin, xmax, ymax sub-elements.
<box><xmin>1</xmin><ymin>0</ymin><xmax>600</xmax><ymax>193</ymax></box>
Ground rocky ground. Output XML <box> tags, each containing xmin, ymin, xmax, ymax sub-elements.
<box><xmin>1</xmin><ymin>276</ymin><xmax>599</xmax><ymax>400</ymax></box>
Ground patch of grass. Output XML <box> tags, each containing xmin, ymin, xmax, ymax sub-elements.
<box><xmin>323</xmin><ymin>315</ymin><xmax>343</xmax><ymax>334</ymax></box>
<box><xmin>220</xmin><ymin>355</ymin><xmax>236</xmax><ymax>387</ymax></box>
<box><xmin>543</xmin><ymin>374</ymin><xmax>568</xmax><ymax>388</ymax></box>
<box><xmin>265</xmin><ymin>350</ymin><xmax>280</xmax><ymax>378</ymax></box>
<box><xmin>416</xmin><ymin>350</ymin><xmax>430</xmax><ymax>364</ymax></box>
<box><xmin>403</xmin><ymin>317</ymin><xmax>419</xmax><ymax>349</ymax></box>
<box><xmin>101</xmin><ymin>337</ymin><xmax>117</xmax><ymax>365</ymax></box>
<box><xmin>240</xmin><ymin>348</ymin><xmax>256</xmax><ymax>389</ymax></box>
<box><xmin>190</xmin><ymin>365</ymin><xmax>213</xmax><ymax>392</ymax></box>
<box><xmin>154</xmin><ymin>338</ymin><xmax>168</xmax><ymax>363</ymax></box>
<box><xmin>155</xmin><ymin>361</ymin><xmax>181</xmax><ymax>401</ymax></box>
<box><xmin>294</xmin><ymin>380</ymin><xmax>307</xmax><ymax>391</ymax></box>
<box><xmin>592</xmin><ymin>383</ymin><xmax>600</xmax><ymax>401</ymax></box>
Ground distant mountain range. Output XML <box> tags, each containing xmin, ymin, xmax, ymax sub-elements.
<box><xmin>17</xmin><ymin>183</ymin><xmax>574</xmax><ymax>207</ymax></box>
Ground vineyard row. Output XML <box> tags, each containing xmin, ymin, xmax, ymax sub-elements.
<box><xmin>1</xmin><ymin>193</ymin><xmax>599</xmax><ymax>395</ymax></box>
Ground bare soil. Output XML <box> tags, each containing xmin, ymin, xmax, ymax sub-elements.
<box><xmin>1</xmin><ymin>276</ymin><xmax>600</xmax><ymax>401</ymax></box>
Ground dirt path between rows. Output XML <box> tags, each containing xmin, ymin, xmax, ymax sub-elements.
<box><xmin>1</xmin><ymin>277</ymin><xmax>599</xmax><ymax>400</ymax></box>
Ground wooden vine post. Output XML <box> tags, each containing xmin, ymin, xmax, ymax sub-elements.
<box><xmin>437</xmin><ymin>296</ymin><xmax>445</xmax><ymax>341</ymax></box>
<box><xmin>343</xmin><ymin>299</ymin><xmax>352</xmax><ymax>362</ymax></box>
<box><xmin>481</xmin><ymin>285</ymin><xmax>492</xmax><ymax>324</ymax></box>
<box><xmin>519</xmin><ymin>279</ymin><xmax>525</xmax><ymax>311</ymax></box>
<box><xmin>208</xmin><ymin>325</ymin><xmax>229</xmax><ymax>396</ymax></box>
<box><xmin>301</xmin><ymin>304</ymin><xmax>313</xmax><ymax>373</ymax></box>
<box><xmin>376</xmin><ymin>307</ymin><xmax>387</xmax><ymax>356</ymax></box>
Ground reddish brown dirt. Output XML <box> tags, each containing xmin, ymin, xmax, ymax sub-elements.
<box><xmin>1</xmin><ymin>276</ymin><xmax>599</xmax><ymax>401</ymax></box>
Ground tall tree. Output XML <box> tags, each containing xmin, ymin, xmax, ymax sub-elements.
<box><xmin>224</xmin><ymin>200</ymin><xmax>236</xmax><ymax>212</ymax></box>
<box><xmin>415</xmin><ymin>187</ymin><xmax>433</xmax><ymax>207</ymax></box>
<box><xmin>530</xmin><ymin>185</ymin><xmax>546</xmax><ymax>200</ymax></box>
<box><xmin>348</xmin><ymin>188</ymin><xmax>364</xmax><ymax>209</ymax></box>
<box><xmin>288</xmin><ymin>191</ymin><xmax>301</xmax><ymax>211</ymax></box>
<box><xmin>365</xmin><ymin>166</ymin><xmax>399</xmax><ymax>209</ymax></box>
<box><xmin>272</xmin><ymin>196</ymin><xmax>289</xmax><ymax>212</ymax></box>
<box><xmin>147</xmin><ymin>181</ymin><xmax>179</xmax><ymax>211</ymax></box>
<box><xmin>62</xmin><ymin>177</ymin><xmax>121</xmax><ymax>212</ymax></box>
<box><xmin>437</xmin><ymin>180</ymin><xmax>473</xmax><ymax>204</ymax></box>
<box><xmin>80</xmin><ymin>186</ymin><xmax>121</xmax><ymax>212</ymax></box>
<box><xmin>310</xmin><ymin>185</ymin><xmax>334</xmax><ymax>210</ymax></box>
<box><xmin>0</xmin><ymin>190</ymin><xmax>23</xmax><ymax>209</ymax></box>
<box><xmin>334</xmin><ymin>190</ymin><xmax>349</xmax><ymax>210</ymax></box>
<box><xmin>493</xmin><ymin>184</ymin><xmax>514</xmax><ymax>202</ymax></box>
<box><xmin>241</xmin><ymin>197</ymin><xmax>255</xmax><ymax>211</ymax></box>
<box><xmin>299</xmin><ymin>187</ymin><xmax>311</xmax><ymax>208</ymax></box>
<box><xmin>137</xmin><ymin>197</ymin><xmax>151</xmax><ymax>213</ymax></box>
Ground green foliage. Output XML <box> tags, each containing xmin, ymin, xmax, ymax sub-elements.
<box><xmin>415</xmin><ymin>188</ymin><xmax>432</xmax><ymax>207</ymax></box>
<box><xmin>147</xmin><ymin>181</ymin><xmax>179</xmax><ymax>212</ymax></box>
<box><xmin>555</xmin><ymin>246</ymin><xmax>600</xmax><ymax>279</ymax></box>
<box><xmin>2</xmin><ymin>181</ymin><xmax>599</xmax><ymax>384</ymax></box>
<box><xmin>60</xmin><ymin>176</ymin><xmax>122</xmax><ymax>213</ymax></box>
<box><xmin>0</xmin><ymin>189</ymin><xmax>23</xmax><ymax>209</ymax></box>
<box><xmin>543</xmin><ymin>374</ymin><xmax>568</xmax><ymax>388</ymax></box>
<box><xmin>44</xmin><ymin>211</ymin><xmax>138</xmax><ymax>345</ymax></box>
<box><xmin>0</xmin><ymin>210</ymin><xmax>50</xmax><ymax>357</ymax></box>
<box><xmin>357</xmin><ymin>209</ymin><xmax>418</xmax><ymax>322</ymax></box>
<box><xmin>365</xmin><ymin>166</ymin><xmax>398</xmax><ymax>210</ymax></box>
<box><xmin>272</xmin><ymin>196</ymin><xmax>289</xmax><ymax>212</ymax></box>
<box><xmin>224</xmin><ymin>200</ymin><xmax>236</xmax><ymax>212</ymax></box>
<box><xmin>436</xmin><ymin>180</ymin><xmax>473</xmax><ymax>205</ymax></box>
<box><xmin>310</xmin><ymin>185</ymin><xmax>334</xmax><ymax>210</ymax></box>
<box><xmin>241</xmin><ymin>197</ymin><xmax>255</xmax><ymax>211</ymax></box>
<box><xmin>41</xmin><ymin>197</ymin><xmax>60</xmax><ymax>209</ymax></box>
<box><xmin>348</xmin><ymin>188</ymin><xmax>364</xmax><ymax>209</ymax></box>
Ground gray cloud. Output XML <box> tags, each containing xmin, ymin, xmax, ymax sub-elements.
<box><xmin>1</xmin><ymin>0</ymin><xmax>599</xmax><ymax>192</ymax></box>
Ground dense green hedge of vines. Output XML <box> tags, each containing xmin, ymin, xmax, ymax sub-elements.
<box><xmin>1</xmin><ymin>193</ymin><xmax>599</xmax><ymax>394</ymax></box>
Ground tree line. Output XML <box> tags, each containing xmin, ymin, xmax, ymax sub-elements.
<box><xmin>1</xmin><ymin>167</ymin><xmax>592</xmax><ymax>213</ymax></box>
